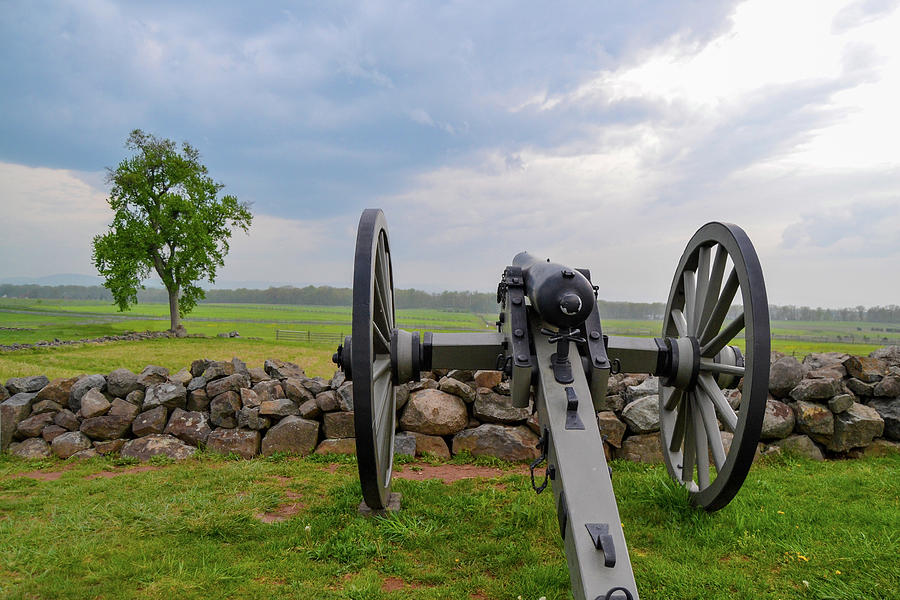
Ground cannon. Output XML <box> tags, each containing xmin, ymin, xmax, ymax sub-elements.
<box><xmin>333</xmin><ymin>209</ymin><xmax>770</xmax><ymax>600</ymax></box>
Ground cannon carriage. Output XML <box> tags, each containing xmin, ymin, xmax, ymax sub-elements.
<box><xmin>333</xmin><ymin>209</ymin><xmax>770</xmax><ymax>600</ymax></box>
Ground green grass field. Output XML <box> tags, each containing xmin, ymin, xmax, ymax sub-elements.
<box><xmin>0</xmin><ymin>451</ymin><xmax>897</xmax><ymax>599</ymax></box>
<box><xmin>1</xmin><ymin>298</ymin><xmax>897</xmax><ymax>381</ymax></box>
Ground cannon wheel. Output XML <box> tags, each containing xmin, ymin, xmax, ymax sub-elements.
<box><xmin>659</xmin><ymin>222</ymin><xmax>770</xmax><ymax>511</ymax></box>
<box><xmin>351</xmin><ymin>208</ymin><xmax>397</xmax><ymax>510</ymax></box>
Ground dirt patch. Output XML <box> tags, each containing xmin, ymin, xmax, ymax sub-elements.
<box><xmin>254</xmin><ymin>489</ymin><xmax>306</xmax><ymax>523</ymax></box>
<box><xmin>15</xmin><ymin>468</ymin><xmax>72</xmax><ymax>481</ymax></box>
<box><xmin>470</xmin><ymin>592</ymin><xmax>490</xmax><ymax>600</ymax></box>
<box><xmin>325</xmin><ymin>463</ymin><xmax>340</xmax><ymax>473</ymax></box>
<box><xmin>381</xmin><ymin>576</ymin><xmax>421</xmax><ymax>592</ymax></box>
<box><xmin>84</xmin><ymin>465</ymin><xmax>160</xmax><ymax>480</ymax></box>
<box><xmin>393</xmin><ymin>463</ymin><xmax>528</xmax><ymax>484</ymax></box>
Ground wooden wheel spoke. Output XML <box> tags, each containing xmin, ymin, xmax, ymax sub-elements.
<box><xmin>699</xmin><ymin>267</ymin><xmax>739</xmax><ymax>345</ymax></box>
<box><xmin>372</xmin><ymin>320</ymin><xmax>391</xmax><ymax>353</ymax></box>
<box><xmin>697</xmin><ymin>396</ymin><xmax>727</xmax><ymax>471</ymax></box>
<box><xmin>683</xmin><ymin>270</ymin><xmax>697</xmax><ymax>334</ymax></box>
<box><xmin>697</xmin><ymin>374</ymin><xmax>738</xmax><ymax>432</ymax></box>
<box><xmin>700</xmin><ymin>244</ymin><xmax>728</xmax><ymax>330</ymax></box>
<box><xmin>681</xmin><ymin>398</ymin><xmax>696</xmax><ymax>485</ymax></box>
<box><xmin>693</xmin><ymin>246</ymin><xmax>711</xmax><ymax>330</ymax></box>
<box><xmin>669</xmin><ymin>396</ymin><xmax>688</xmax><ymax>452</ymax></box>
<box><xmin>693</xmin><ymin>406</ymin><xmax>710</xmax><ymax>489</ymax></box>
<box><xmin>671</xmin><ymin>309</ymin><xmax>688</xmax><ymax>337</ymax></box>
<box><xmin>664</xmin><ymin>386</ymin><xmax>684</xmax><ymax>412</ymax></box>
<box><xmin>701</xmin><ymin>312</ymin><xmax>745</xmax><ymax>358</ymax></box>
<box><xmin>699</xmin><ymin>359</ymin><xmax>745</xmax><ymax>377</ymax></box>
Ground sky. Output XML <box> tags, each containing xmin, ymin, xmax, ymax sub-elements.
<box><xmin>1</xmin><ymin>0</ymin><xmax>898</xmax><ymax>307</ymax></box>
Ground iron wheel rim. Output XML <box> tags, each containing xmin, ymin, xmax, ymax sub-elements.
<box><xmin>352</xmin><ymin>208</ymin><xmax>396</xmax><ymax>509</ymax></box>
<box><xmin>659</xmin><ymin>222</ymin><xmax>770</xmax><ymax>511</ymax></box>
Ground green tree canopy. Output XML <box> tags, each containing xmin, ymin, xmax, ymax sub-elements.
<box><xmin>92</xmin><ymin>129</ymin><xmax>252</xmax><ymax>330</ymax></box>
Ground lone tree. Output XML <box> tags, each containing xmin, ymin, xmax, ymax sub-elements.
<box><xmin>93</xmin><ymin>130</ymin><xmax>252</xmax><ymax>332</ymax></box>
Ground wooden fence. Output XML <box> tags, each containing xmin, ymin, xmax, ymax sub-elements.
<box><xmin>275</xmin><ymin>330</ymin><xmax>345</xmax><ymax>345</ymax></box>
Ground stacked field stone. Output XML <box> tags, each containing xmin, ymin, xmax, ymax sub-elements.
<box><xmin>2</xmin><ymin>347</ymin><xmax>899</xmax><ymax>463</ymax></box>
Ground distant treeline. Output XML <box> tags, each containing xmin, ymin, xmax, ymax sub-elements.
<box><xmin>2</xmin><ymin>283</ymin><xmax>899</xmax><ymax>324</ymax></box>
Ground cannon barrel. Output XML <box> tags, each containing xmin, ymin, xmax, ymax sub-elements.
<box><xmin>512</xmin><ymin>251</ymin><xmax>595</xmax><ymax>329</ymax></box>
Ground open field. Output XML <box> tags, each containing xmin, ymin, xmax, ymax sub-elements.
<box><xmin>0</xmin><ymin>300</ymin><xmax>491</xmax><ymax>347</ymax></box>
<box><xmin>0</xmin><ymin>338</ymin><xmax>337</xmax><ymax>380</ymax></box>
<box><xmin>1</xmin><ymin>299</ymin><xmax>896</xmax><ymax>380</ymax></box>
<box><xmin>0</xmin><ymin>451</ymin><xmax>897</xmax><ymax>600</ymax></box>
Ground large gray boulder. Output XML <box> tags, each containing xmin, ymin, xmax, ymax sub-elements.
<box><xmin>323</xmin><ymin>411</ymin><xmax>355</xmax><ymax>439</ymax></box>
<box><xmin>304</xmin><ymin>376</ymin><xmax>330</xmax><ymax>395</ymax></box>
<box><xmin>11</xmin><ymin>437</ymin><xmax>51</xmax><ymax>459</ymax></box>
<box><xmin>336</xmin><ymin>383</ymin><xmax>353</xmax><ymax>411</ymax></box>
<box><xmin>206</xmin><ymin>429</ymin><xmax>260</xmax><ymax>459</ymax></box>
<box><xmin>802</xmin><ymin>352</ymin><xmax>849</xmax><ymax>372</ymax></box>
<box><xmin>121</xmin><ymin>434</ymin><xmax>196</xmax><ymax>461</ymax></box>
<box><xmin>137</xmin><ymin>365</ymin><xmax>169</xmax><ymax>387</ymax></box>
<box><xmin>34</xmin><ymin>377</ymin><xmax>78</xmax><ymax>405</ymax></box>
<box><xmin>767</xmin><ymin>434</ymin><xmax>824</xmax><ymax>461</ymax></box>
<box><xmin>451</xmin><ymin>424</ymin><xmax>540</xmax><ymax>461</ymax></box>
<box><xmin>1</xmin><ymin>392</ymin><xmax>37</xmax><ymax>450</ymax></box>
<box><xmin>625</xmin><ymin>377</ymin><xmax>659</xmax><ymax>403</ymax></box>
<box><xmin>142</xmin><ymin>382</ymin><xmax>187</xmax><ymax>412</ymax></box>
<box><xmin>400</xmin><ymin>389</ymin><xmax>468</xmax><ymax>435</ymax></box>
<box><xmin>53</xmin><ymin>408</ymin><xmax>80</xmax><ymax>431</ymax></box>
<box><xmin>237</xmin><ymin>407</ymin><xmax>270</xmax><ymax>431</ymax></box>
<box><xmin>190</xmin><ymin>358</ymin><xmax>213</xmax><ymax>378</ymax></box>
<box><xmin>843</xmin><ymin>356</ymin><xmax>885</xmax><ymax>383</ymax></box>
<box><xmin>874</xmin><ymin>375</ymin><xmax>900</xmax><ymax>398</ymax></box>
<box><xmin>209</xmin><ymin>391</ymin><xmax>242</xmax><ymax>428</ymax></box>
<box><xmin>264</xmin><ymin>359</ymin><xmax>305</xmax><ymax>380</ymax></box>
<box><xmin>473</xmin><ymin>389</ymin><xmax>530</xmax><ymax>424</ymax></box>
<box><xmin>827</xmin><ymin>394</ymin><xmax>854</xmax><ymax>414</ymax></box>
<box><xmin>206</xmin><ymin>373</ymin><xmax>250</xmax><ymax>398</ymax></box>
<box><xmin>615</xmin><ymin>434</ymin><xmax>664</xmax><ymax>463</ymax></box>
<box><xmin>51</xmin><ymin>431</ymin><xmax>92</xmax><ymax>458</ymax></box>
<box><xmin>80</xmin><ymin>414</ymin><xmax>133</xmax><ymax>441</ymax></box>
<box><xmin>251</xmin><ymin>379</ymin><xmax>284</xmax><ymax>403</ymax></box>
<box><xmin>828</xmin><ymin>403</ymin><xmax>884</xmax><ymax>452</ymax></box>
<box><xmin>596</xmin><ymin>411</ymin><xmax>627</xmax><ymax>448</ymax></box>
<box><xmin>132</xmin><ymin>406</ymin><xmax>168</xmax><ymax>437</ymax></box>
<box><xmin>201</xmin><ymin>361</ymin><xmax>234</xmax><ymax>381</ymax></box>
<box><xmin>80</xmin><ymin>388</ymin><xmax>111</xmax><ymax>419</ymax></box>
<box><xmin>768</xmin><ymin>356</ymin><xmax>803</xmax><ymax>398</ymax></box>
<box><xmin>259</xmin><ymin>398</ymin><xmax>299</xmax><ymax>418</ymax></box>
<box><xmin>760</xmin><ymin>399</ymin><xmax>795</xmax><ymax>440</ymax></box>
<box><xmin>868</xmin><ymin>398</ymin><xmax>900</xmax><ymax>440</ymax></box>
<box><xmin>106</xmin><ymin>368</ymin><xmax>142</xmax><ymax>397</ymax></box>
<box><xmin>15</xmin><ymin>411</ymin><xmax>55</xmax><ymax>438</ymax></box>
<box><xmin>314</xmin><ymin>438</ymin><xmax>357</xmax><ymax>455</ymax></box>
<box><xmin>439</xmin><ymin>377</ymin><xmax>476</xmax><ymax>403</ymax></box>
<box><xmin>283</xmin><ymin>378</ymin><xmax>314</xmax><ymax>404</ymax></box>
<box><xmin>621</xmin><ymin>396</ymin><xmax>660</xmax><ymax>434</ymax></box>
<box><xmin>260</xmin><ymin>416</ymin><xmax>319</xmax><ymax>456</ymax></box>
<box><xmin>5</xmin><ymin>375</ymin><xmax>49</xmax><ymax>395</ymax></box>
<box><xmin>791</xmin><ymin>400</ymin><xmax>834</xmax><ymax>444</ymax></box>
<box><xmin>315</xmin><ymin>390</ymin><xmax>339</xmax><ymax>412</ymax></box>
<box><xmin>870</xmin><ymin>345</ymin><xmax>900</xmax><ymax>367</ymax></box>
<box><xmin>69</xmin><ymin>374</ymin><xmax>106</xmax><ymax>412</ymax></box>
<box><xmin>108</xmin><ymin>398</ymin><xmax>140</xmax><ymax>421</ymax></box>
<box><xmin>164</xmin><ymin>408</ymin><xmax>211</xmax><ymax>446</ymax></box>
<box><xmin>789</xmin><ymin>378</ymin><xmax>840</xmax><ymax>403</ymax></box>
<box><xmin>408</xmin><ymin>432</ymin><xmax>451</xmax><ymax>459</ymax></box>
<box><xmin>845</xmin><ymin>378</ymin><xmax>876</xmax><ymax>397</ymax></box>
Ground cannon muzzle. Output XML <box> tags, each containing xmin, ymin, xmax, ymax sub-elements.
<box><xmin>512</xmin><ymin>251</ymin><xmax>595</xmax><ymax>329</ymax></box>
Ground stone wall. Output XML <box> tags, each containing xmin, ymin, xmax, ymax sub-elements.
<box><xmin>2</xmin><ymin>347</ymin><xmax>899</xmax><ymax>463</ymax></box>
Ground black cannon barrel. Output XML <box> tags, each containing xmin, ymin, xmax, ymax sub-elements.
<box><xmin>512</xmin><ymin>252</ymin><xmax>595</xmax><ymax>329</ymax></box>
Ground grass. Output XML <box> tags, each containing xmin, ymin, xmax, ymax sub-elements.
<box><xmin>0</xmin><ymin>338</ymin><xmax>337</xmax><ymax>380</ymax></box>
<box><xmin>0</xmin><ymin>452</ymin><xmax>897</xmax><ymax>599</ymax></box>
<box><xmin>0</xmin><ymin>300</ymin><xmax>490</xmax><ymax>347</ymax></box>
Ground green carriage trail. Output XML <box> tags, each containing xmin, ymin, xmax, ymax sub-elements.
<box><xmin>0</xmin><ymin>452</ymin><xmax>897</xmax><ymax>600</ymax></box>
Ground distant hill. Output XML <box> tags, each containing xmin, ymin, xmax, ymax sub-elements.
<box><xmin>0</xmin><ymin>273</ymin><xmax>103</xmax><ymax>286</ymax></box>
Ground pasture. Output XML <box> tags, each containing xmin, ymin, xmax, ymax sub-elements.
<box><xmin>0</xmin><ymin>451</ymin><xmax>897</xmax><ymax>600</ymax></box>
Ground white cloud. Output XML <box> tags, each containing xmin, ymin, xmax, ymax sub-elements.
<box><xmin>376</xmin><ymin>0</ymin><xmax>900</xmax><ymax>306</ymax></box>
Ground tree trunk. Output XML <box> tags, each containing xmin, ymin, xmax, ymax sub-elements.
<box><xmin>168</xmin><ymin>287</ymin><xmax>181</xmax><ymax>331</ymax></box>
